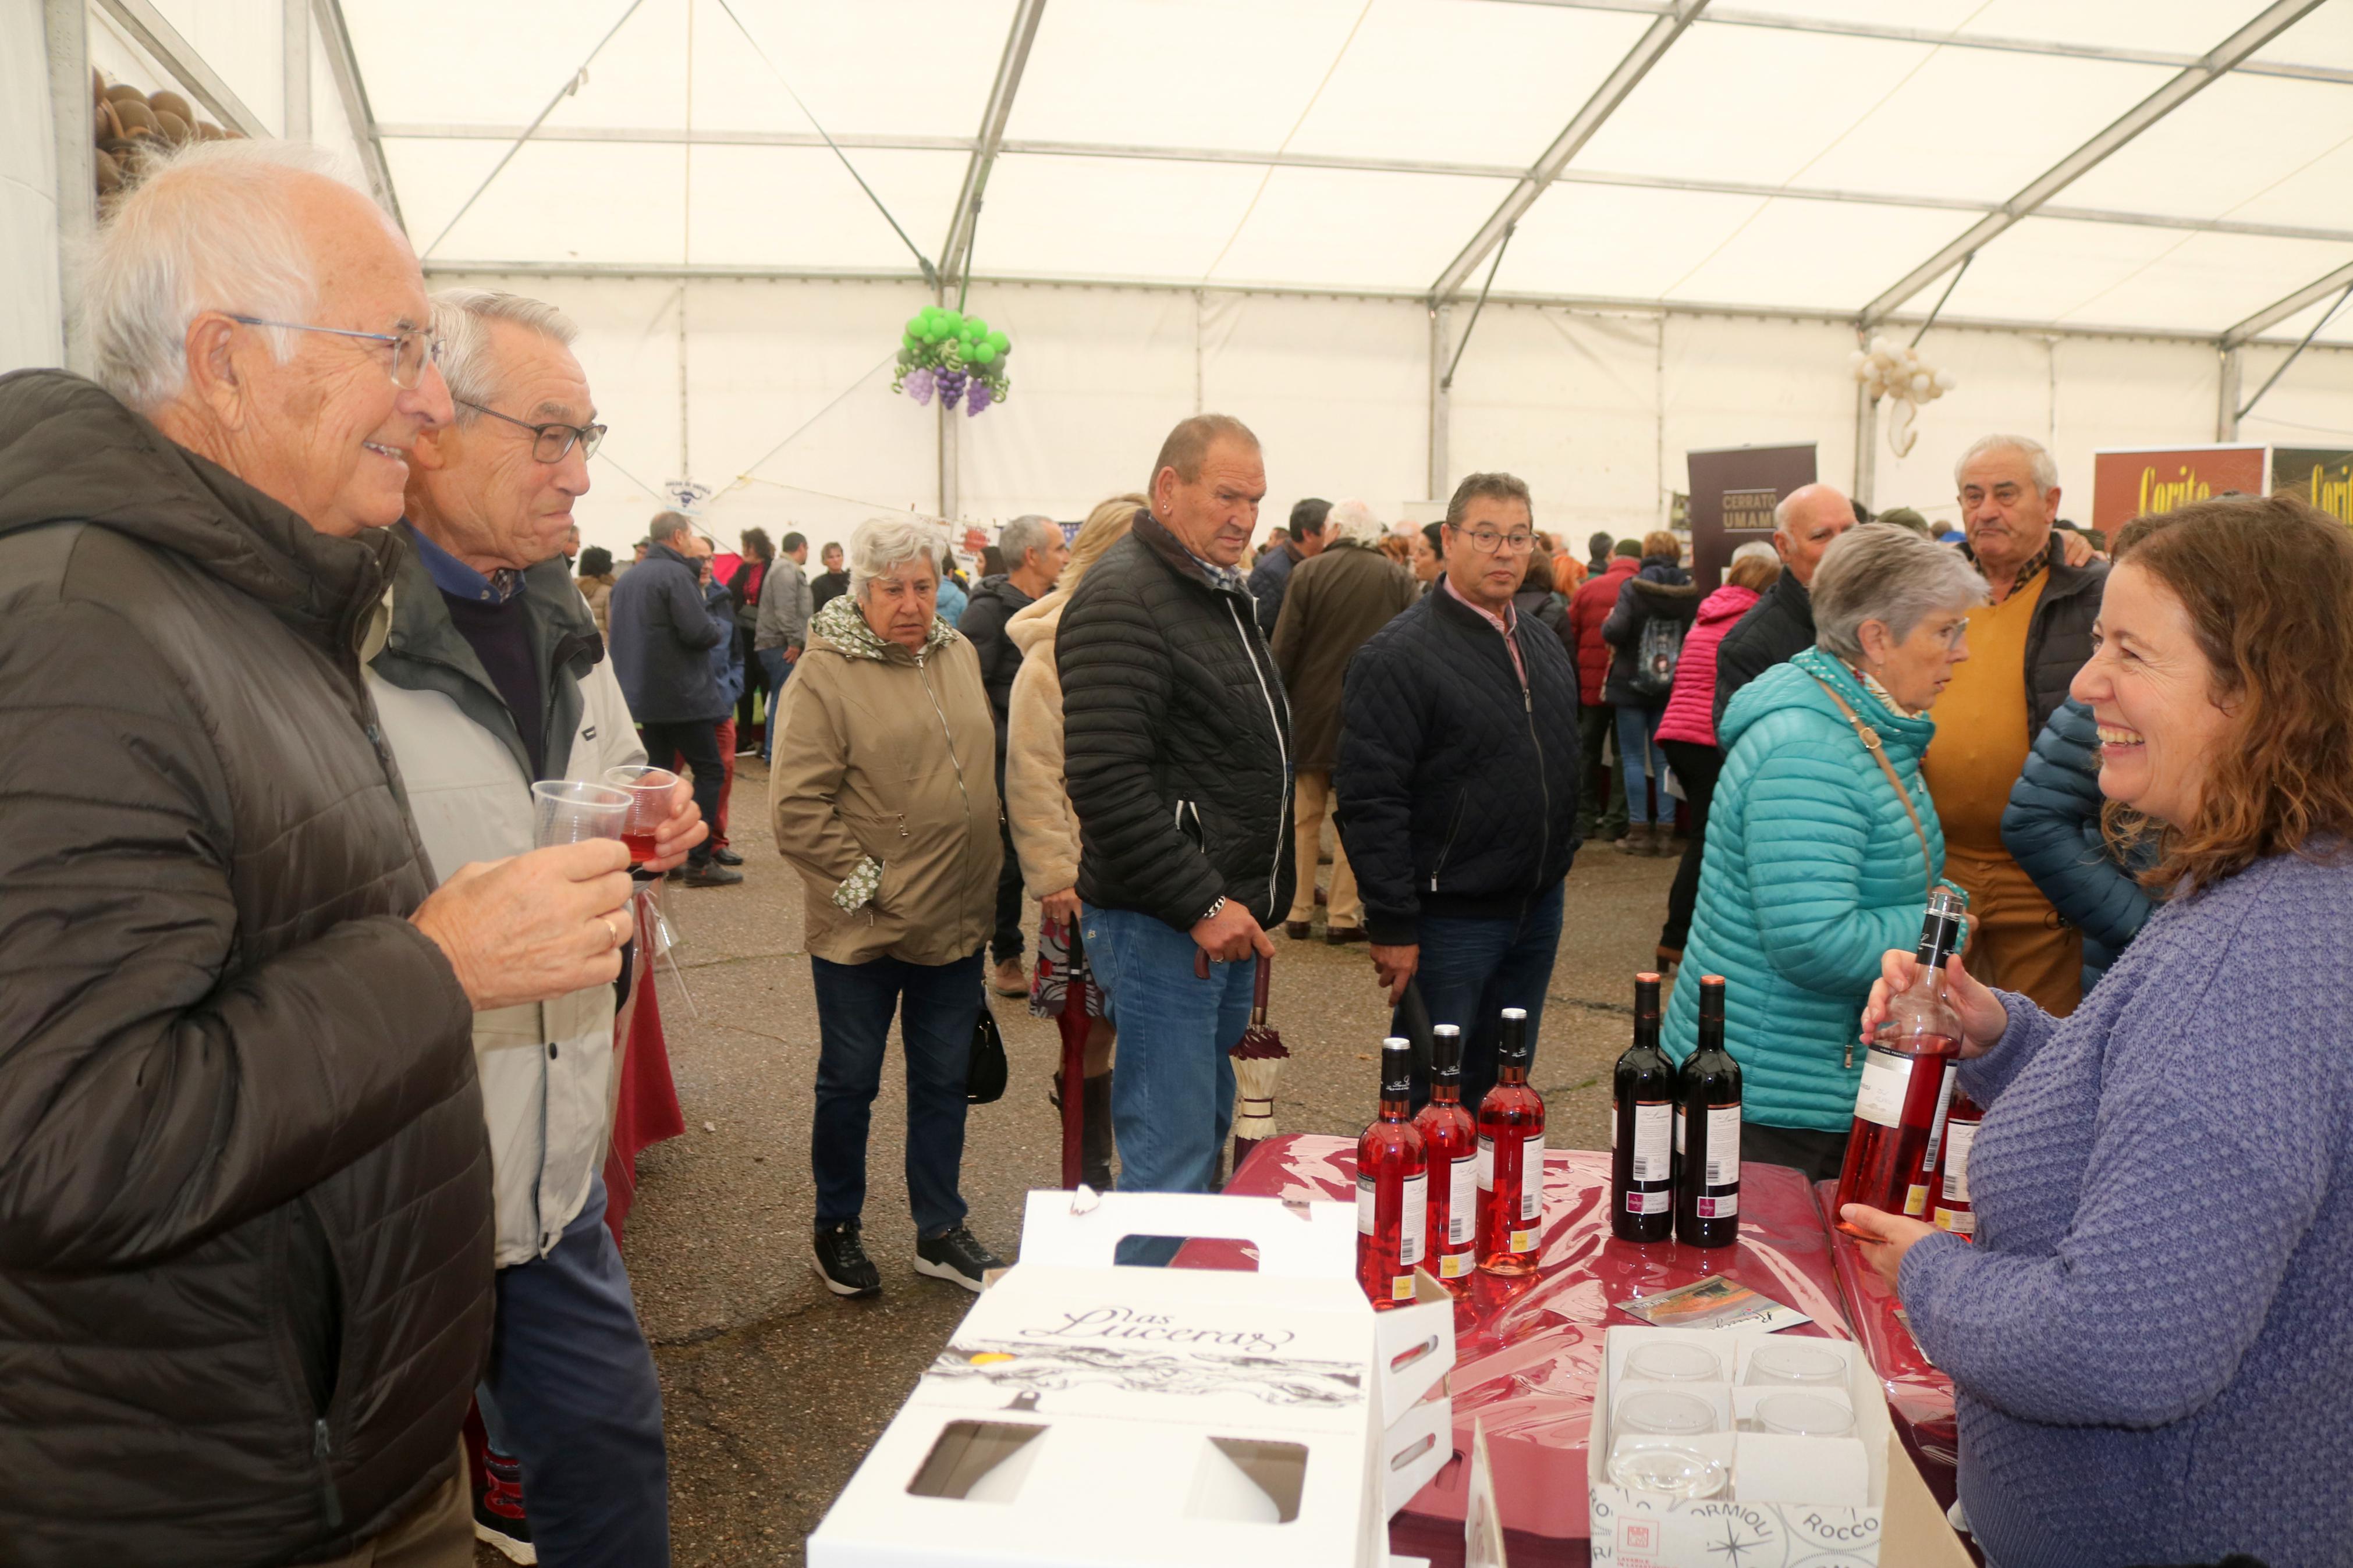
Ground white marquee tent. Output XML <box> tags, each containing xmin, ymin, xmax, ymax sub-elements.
<box><xmin>13</xmin><ymin>0</ymin><xmax>2353</xmax><ymax>555</ymax></box>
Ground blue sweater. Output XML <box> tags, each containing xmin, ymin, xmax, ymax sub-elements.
<box><xmin>1900</xmin><ymin>850</ymin><xmax>2353</xmax><ymax>1568</ymax></box>
<box><xmin>1663</xmin><ymin>648</ymin><xmax>1945</xmax><ymax>1131</ymax></box>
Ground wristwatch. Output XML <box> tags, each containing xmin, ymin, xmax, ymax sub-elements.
<box><xmin>1197</xmin><ymin>895</ymin><xmax>1227</xmax><ymax>926</ymax></box>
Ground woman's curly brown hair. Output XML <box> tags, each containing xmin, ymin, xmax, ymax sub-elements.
<box><xmin>2102</xmin><ymin>494</ymin><xmax>2353</xmax><ymax>897</ymax></box>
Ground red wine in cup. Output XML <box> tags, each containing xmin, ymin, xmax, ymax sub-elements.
<box><xmin>622</xmin><ymin>830</ymin><xmax>659</xmax><ymax>865</ymax></box>
<box><xmin>1834</xmin><ymin>888</ymin><xmax>1967</xmax><ymax>1236</ymax></box>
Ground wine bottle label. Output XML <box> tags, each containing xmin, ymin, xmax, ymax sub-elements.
<box><xmin>1389</xmin><ymin>1274</ymin><xmax>1415</xmax><ymax>1302</ymax></box>
<box><xmin>1851</xmin><ymin>1046</ymin><xmax>1912</xmax><ymax>1128</ymax></box>
<box><xmin>1475</xmin><ymin>1135</ymin><xmax>1495</xmax><ymax>1191</ymax></box>
<box><xmin>1449</xmin><ymin>1155</ymin><xmax>1476</xmax><ymax>1245</ymax></box>
<box><xmin>1904</xmin><ymin>1183</ymin><xmax>1930</xmax><ymax>1217</ymax></box>
<box><xmin>1917</xmin><ymin>1062</ymin><xmax>1959</xmax><ymax>1175</ymax></box>
<box><xmin>1942</xmin><ymin>1119</ymin><xmax>1979</xmax><ymax>1203</ymax></box>
<box><xmin>1520</xmin><ymin>1131</ymin><xmax>1546</xmax><ymax>1221</ymax></box>
<box><xmin>1357</xmin><ymin>1174</ymin><xmax>1376</xmax><ymax>1235</ymax></box>
<box><xmin>1400</xmin><ymin>1173</ymin><xmax>1427</xmax><ymax>1265</ymax></box>
<box><xmin>1509</xmin><ymin>1227</ymin><xmax>1537</xmax><ymax>1253</ymax></box>
<box><xmin>1631</xmin><ymin>1101</ymin><xmax>1671</xmax><ymax>1181</ymax></box>
<box><xmin>1704</xmin><ymin>1105</ymin><xmax>1740</xmax><ymax>1187</ymax></box>
<box><xmin>1439</xmin><ymin>1250</ymin><xmax>1472</xmax><ymax>1279</ymax></box>
<box><xmin>1624</xmin><ymin>1188</ymin><xmax>1672</xmax><ymax>1215</ymax></box>
<box><xmin>1695</xmin><ymin>1194</ymin><xmax>1738</xmax><ymax>1218</ymax></box>
<box><xmin>1674</xmin><ymin>1104</ymin><xmax>1685</xmax><ymax>1155</ymax></box>
<box><xmin>1936</xmin><ymin>1208</ymin><xmax>1976</xmax><ymax>1237</ymax></box>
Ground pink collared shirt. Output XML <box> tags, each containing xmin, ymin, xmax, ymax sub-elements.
<box><xmin>1443</xmin><ymin>574</ymin><xmax>1527</xmax><ymax>686</ymax></box>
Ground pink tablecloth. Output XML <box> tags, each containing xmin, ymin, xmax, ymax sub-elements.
<box><xmin>1194</xmin><ymin>1135</ymin><xmax>1855</xmax><ymax>1567</ymax></box>
<box><xmin>1814</xmin><ymin>1178</ymin><xmax>1961</xmax><ymax>1514</ymax></box>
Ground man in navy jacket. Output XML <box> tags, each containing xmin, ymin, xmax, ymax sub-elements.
<box><xmin>1337</xmin><ymin>472</ymin><xmax>1582</xmax><ymax>1109</ymax></box>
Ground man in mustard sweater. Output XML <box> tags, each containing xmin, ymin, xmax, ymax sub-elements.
<box><xmin>1921</xmin><ymin>434</ymin><xmax>2106</xmax><ymax>1016</ymax></box>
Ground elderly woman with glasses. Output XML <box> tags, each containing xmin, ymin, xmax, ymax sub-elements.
<box><xmin>770</xmin><ymin>517</ymin><xmax>1006</xmax><ymax>1300</ymax></box>
<box><xmin>1663</xmin><ymin>524</ymin><xmax>1986</xmax><ymax>1181</ymax></box>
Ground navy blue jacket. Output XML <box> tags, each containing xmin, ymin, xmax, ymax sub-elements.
<box><xmin>1336</xmin><ymin>586</ymin><xmax>1582</xmax><ymax>945</ymax></box>
<box><xmin>608</xmin><ymin>542</ymin><xmax>730</xmax><ymax>723</ymax></box>
<box><xmin>2001</xmin><ymin>696</ymin><xmax>2155</xmax><ymax>992</ymax></box>
<box><xmin>1248</xmin><ymin>539</ymin><xmax>1300</xmax><ymax>638</ymax></box>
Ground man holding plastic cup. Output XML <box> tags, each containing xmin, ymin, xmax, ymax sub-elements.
<box><xmin>367</xmin><ymin>287</ymin><xmax>699</xmax><ymax>1566</ymax></box>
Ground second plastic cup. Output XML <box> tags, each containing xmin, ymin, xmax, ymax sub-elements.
<box><xmin>603</xmin><ymin>766</ymin><xmax>680</xmax><ymax>865</ymax></box>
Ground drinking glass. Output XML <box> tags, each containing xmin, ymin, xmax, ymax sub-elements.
<box><xmin>1745</xmin><ymin>1341</ymin><xmax>1848</xmax><ymax>1388</ymax></box>
<box><xmin>533</xmin><ymin>780</ymin><xmax>630</xmax><ymax>848</ymax></box>
<box><xmin>1752</xmin><ymin>1392</ymin><xmax>1855</xmax><ymax>1438</ymax></box>
<box><xmin>1614</xmin><ymin>1389</ymin><xmax>1721</xmax><ymax>1439</ymax></box>
<box><xmin>1607</xmin><ymin>1444</ymin><xmax>1727</xmax><ymax>1499</ymax></box>
<box><xmin>1627</xmin><ymin>1340</ymin><xmax>1723</xmax><ymax>1385</ymax></box>
<box><xmin>602</xmin><ymin>766</ymin><xmax>680</xmax><ymax>865</ymax></box>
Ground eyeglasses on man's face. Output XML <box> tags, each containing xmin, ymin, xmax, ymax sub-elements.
<box><xmin>1453</xmin><ymin>524</ymin><xmax>1537</xmax><ymax>555</ymax></box>
<box><xmin>226</xmin><ymin>315</ymin><xmax>442</xmax><ymax>389</ymax></box>
<box><xmin>457</xmin><ymin>399</ymin><xmax>607</xmax><ymax>463</ymax></box>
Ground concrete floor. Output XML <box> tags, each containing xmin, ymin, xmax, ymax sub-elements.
<box><xmin>485</xmin><ymin>758</ymin><xmax>1685</xmax><ymax>1565</ymax></box>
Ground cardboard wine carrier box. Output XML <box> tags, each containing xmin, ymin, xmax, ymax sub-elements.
<box><xmin>1589</xmin><ymin>1324</ymin><xmax>1895</xmax><ymax>1567</ymax></box>
<box><xmin>809</xmin><ymin>1189</ymin><xmax>1456</xmax><ymax>1568</ymax></box>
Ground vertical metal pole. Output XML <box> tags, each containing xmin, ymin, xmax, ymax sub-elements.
<box><xmin>1426</xmin><ymin>303</ymin><xmax>1451</xmax><ymax>501</ymax></box>
<box><xmin>675</xmin><ymin>285</ymin><xmax>690</xmax><ymax>482</ymax></box>
<box><xmin>46</xmin><ymin>0</ymin><xmax>93</xmax><ymax>375</ymax></box>
<box><xmin>2217</xmin><ymin>344</ymin><xmax>2244</xmax><ymax>441</ymax></box>
<box><xmin>282</xmin><ymin>0</ymin><xmax>311</xmax><ymax>138</ymax></box>
<box><xmin>1852</xmin><ymin>384</ymin><xmax>1879</xmax><ymax>510</ymax></box>
<box><xmin>937</xmin><ymin>285</ymin><xmax>959</xmax><ymax>521</ymax></box>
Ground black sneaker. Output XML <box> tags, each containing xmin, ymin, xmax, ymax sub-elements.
<box><xmin>813</xmin><ymin>1221</ymin><xmax>882</xmax><ymax>1298</ymax></box>
<box><xmin>473</xmin><ymin>1446</ymin><xmax>537</xmax><ymax>1563</ymax></box>
<box><xmin>914</xmin><ymin>1225</ymin><xmax>1006</xmax><ymax>1293</ymax></box>
<box><xmin>673</xmin><ymin>859</ymin><xmax>744</xmax><ymax>887</ymax></box>
<box><xmin>710</xmin><ymin>846</ymin><xmax>744</xmax><ymax>866</ymax></box>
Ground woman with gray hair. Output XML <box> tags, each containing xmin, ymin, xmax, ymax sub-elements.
<box><xmin>1662</xmin><ymin>524</ymin><xmax>1986</xmax><ymax>1180</ymax></box>
<box><xmin>771</xmin><ymin>517</ymin><xmax>1007</xmax><ymax>1297</ymax></box>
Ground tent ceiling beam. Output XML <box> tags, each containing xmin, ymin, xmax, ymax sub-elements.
<box><xmin>1429</xmin><ymin>0</ymin><xmax>1710</xmax><ymax>301</ymax></box>
<box><xmin>92</xmin><ymin>0</ymin><xmax>268</xmax><ymax>137</ymax></box>
<box><xmin>1859</xmin><ymin>0</ymin><xmax>2329</xmax><ymax>328</ymax></box>
<box><xmin>2225</xmin><ymin>258</ymin><xmax>2353</xmax><ymax>346</ymax></box>
<box><xmin>423</xmin><ymin>259</ymin><xmax>2332</xmax><ymax>348</ymax></box>
<box><xmin>374</xmin><ymin>122</ymin><xmax>2353</xmax><ymax>246</ymax></box>
<box><xmin>314</xmin><ymin>0</ymin><xmax>403</xmax><ymax>223</ymax></box>
<box><xmin>941</xmin><ymin>0</ymin><xmax>1047</xmax><ymax>290</ymax></box>
<box><xmin>1507</xmin><ymin>1</ymin><xmax>2353</xmax><ymax>86</ymax></box>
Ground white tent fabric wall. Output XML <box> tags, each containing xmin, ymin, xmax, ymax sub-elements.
<box><xmin>1</xmin><ymin>1</ymin><xmax>63</xmax><ymax>375</ymax></box>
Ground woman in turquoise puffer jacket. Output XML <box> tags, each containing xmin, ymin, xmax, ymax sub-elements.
<box><xmin>1664</xmin><ymin>525</ymin><xmax>1989</xmax><ymax>1181</ymax></box>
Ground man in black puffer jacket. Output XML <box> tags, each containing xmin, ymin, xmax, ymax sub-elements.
<box><xmin>1338</xmin><ymin>473</ymin><xmax>1581</xmax><ymax>1111</ymax></box>
<box><xmin>1062</xmin><ymin>414</ymin><xmax>1291</xmax><ymax>1207</ymax></box>
<box><xmin>0</xmin><ymin>144</ymin><xmax>636</xmax><ymax>1568</ymax></box>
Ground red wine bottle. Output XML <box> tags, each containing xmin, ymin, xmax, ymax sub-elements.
<box><xmin>1903</xmin><ymin>1060</ymin><xmax>1960</xmax><ymax>1218</ymax></box>
<box><xmin>1834</xmin><ymin>888</ymin><xmax>1966</xmax><ymax>1237</ymax></box>
<box><xmin>1412</xmin><ymin>1023</ymin><xmax>1479</xmax><ymax>1292</ymax></box>
<box><xmin>1357</xmin><ymin>1036</ymin><xmax>1428</xmax><ymax>1309</ymax></box>
<box><xmin>1674</xmin><ymin>975</ymin><xmax>1741</xmax><ymax>1248</ymax></box>
<box><xmin>1928</xmin><ymin>1088</ymin><xmax>1985</xmax><ymax>1240</ymax></box>
<box><xmin>1475</xmin><ymin>1007</ymin><xmax>1545</xmax><ymax>1277</ymax></box>
<box><xmin>1611</xmin><ymin>972</ymin><xmax>1675</xmax><ymax>1243</ymax></box>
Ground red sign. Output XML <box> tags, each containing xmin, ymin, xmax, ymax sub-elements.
<box><xmin>961</xmin><ymin>526</ymin><xmax>988</xmax><ymax>556</ymax></box>
<box><xmin>2091</xmin><ymin>446</ymin><xmax>2267</xmax><ymax>535</ymax></box>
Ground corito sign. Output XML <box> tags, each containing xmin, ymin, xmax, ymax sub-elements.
<box><xmin>2090</xmin><ymin>446</ymin><xmax>2267</xmax><ymax>534</ymax></box>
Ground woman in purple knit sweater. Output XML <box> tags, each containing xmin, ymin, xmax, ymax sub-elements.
<box><xmin>1843</xmin><ymin>496</ymin><xmax>2353</xmax><ymax>1568</ymax></box>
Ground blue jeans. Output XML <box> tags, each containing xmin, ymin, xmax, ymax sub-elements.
<box><xmin>1615</xmin><ymin>703</ymin><xmax>1667</xmax><ymax>824</ymax></box>
<box><xmin>757</xmin><ymin>648</ymin><xmax>792</xmax><ymax>760</ymax></box>
<box><xmin>1083</xmin><ymin>903</ymin><xmax>1252</xmax><ymax>1198</ymax></box>
<box><xmin>477</xmin><ymin>1175</ymin><xmax>669</xmax><ymax>1568</ymax></box>
<box><xmin>1399</xmin><ymin>881</ymin><xmax>1564</xmax><ymax>1112</ymax></box>
<box><xmin>810</xmin><ymin>949</ymin><xmax>982</xmax><ymax>1236</ymax></box>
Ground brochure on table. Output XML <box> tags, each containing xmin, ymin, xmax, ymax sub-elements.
<box><xmin>1589</xmin><ymin>1325</ymin><xmax>1894</xmax><ymax>1567</ymax></box>
<box><xmin>809</xmin><ymin>1189</ymin><xmax>1455</xmax><ymax>1568</ymax></box>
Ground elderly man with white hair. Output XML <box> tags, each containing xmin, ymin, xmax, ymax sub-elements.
<box><xmin>1919</xmin><ymin>433</ymin><xmax>2107</xmax><ymax>1017</ymax></box>
<box><xmin>1269</xmin><ymin>497</ymin><xmax>1417</xmax><ymax>944</ymax></box>
<box><xmin>772</xmin><ymin>518</ymin><xmax>1007</xmax><ymax>1299</ymax></box>
<box><xmin>367</xmin><ymin>287</ymin><xmax>700</xmax><ymax>1566</ymax></box>
<box><xmin>1710</xmin><ymin>482</ymin><xmax>1860</xmax><ymax>731</ymax></box>
<box><xmin>959</xmin><ymin>512</ymin><xmax>1070</xmax><ymax>996</ymax></box>
<box><xmin>0</xmin><ymin>142</ymin><xmax>637</xmax><ymax>1567</ymax></box>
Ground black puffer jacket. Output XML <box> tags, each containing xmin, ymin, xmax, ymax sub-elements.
<box><xmin>1060</xmin><ymin>510</ymin><xmax>1295</xmax><ymax>930</ymax></box>
<box><xmin>0</xmin><ymin>372</ymin><xmax>491</xmax><ymax>1566</ymax></box>
<box><xmin>1713</xmin><ymin>568</ymin><xmax>1814</xmax><ymax>731</ymax></box>
<box><xmin>1600</xmin><ymin>560</ymin><xmax>1699</xmax><ymax>706</ymax></box>
<box><xmin>1336</xmin><ymin>587</ymin><xmax>1583</xmax><ymax>945</ymax></box>
<box><xmin>957</xmin><ymin>571</ymin><xmax>1037</xmax><ymax>742</ymax></box>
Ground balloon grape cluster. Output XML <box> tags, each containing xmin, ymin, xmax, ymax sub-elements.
<box><xmin>893</xmin><ymin>305</ymin><xmax>1013</xmax><ymax>418</ymax></box>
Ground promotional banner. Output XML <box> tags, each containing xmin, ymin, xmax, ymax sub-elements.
<box><xmin>2090</xmin><ymin>446</ymin><xmax>2267</xmax><ymax>535</ymax></box>
<box><xmin>2270</xmin><ymin>447</ymin><xmax>2353</xmax><ymax>525</ymax></box>
<box><xmin>1685</xmin><ymin>445</ymin><xmax>1817</xmax><ymax>594</ymax></box>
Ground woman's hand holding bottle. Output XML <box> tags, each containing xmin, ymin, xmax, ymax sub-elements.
<box><xmin>1858</xmin><ymin>948</ymin><xmax>2008</xmax><ymax>1057</ymax></box>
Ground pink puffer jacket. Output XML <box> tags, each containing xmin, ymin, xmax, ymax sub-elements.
<box><xmin>1656</xmin><ymin>584</ymin><xmax>1760</xmax><ymax>748</ymax></box>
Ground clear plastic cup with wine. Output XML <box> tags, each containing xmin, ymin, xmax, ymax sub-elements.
<box><xmin>602</xmin><ymin>766</ymin><xmax>679</xmax><ymax>867</ymax></box>
<box><xmin>532</xmin><ymin>780</ymin><xmax>630</xmax><ymax>848</ymax></box>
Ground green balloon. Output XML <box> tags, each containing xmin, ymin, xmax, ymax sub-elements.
<box><xmin>939</xmin><ymin>310</ymin><xmax>963</xmax><ymax>332</ymax></box>
<box><xmin>964</xmin><ymin>316</ymin><xmax>988</xmax><ymax>337</ymax></box>
<box><xmin>905</xmin><ymin>315</ymin><xmax>925</xmax><ymax>335</ymax></box>
<box><xmin>986</xmin><ymin>330</ymin><xmax>1009</xmax><ymax>351</ymax></box>
<box><xmin>971</xmin><ymin>342</ymin><xmax>997</xmax><ymax>365</ymax></box>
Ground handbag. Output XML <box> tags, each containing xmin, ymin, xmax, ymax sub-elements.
<box><xmin>967</xmin><ymin>991</ymin><xmax>1009</xmax><ymax>1105</ymax></box>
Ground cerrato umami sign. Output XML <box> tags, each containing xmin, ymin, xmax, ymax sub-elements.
<box><xmin>1722</xmin><ymin>488</ymin><xmax>1779</xmax><ymax>534</ymax></box>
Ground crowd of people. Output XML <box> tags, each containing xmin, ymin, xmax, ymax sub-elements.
<box><xmin>3</xmin><ymin>135</ymin><xmax>2350</xmax><ymax>1568</ymax></box>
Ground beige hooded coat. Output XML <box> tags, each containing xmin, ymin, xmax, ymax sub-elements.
<box><xmin>771</xmin><ymin>592</ymin><xmax>1002</xmax><ymax>966</ymax></box>
<box><xmin>1002</xmin><ymin>591</ymin><xmax>1083</xmax><ymax>899</ymax></box>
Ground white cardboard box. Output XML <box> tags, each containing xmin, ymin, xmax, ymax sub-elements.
<box><xmin>808</xmin><ymin>1189</ymin><xmax>1454</xmax><ymax>1568</ymax></box>
<box><xmin>1588</xmin><ymin>1325</ymin><xmax>1893</xmax><ymax>1567</ymax></box>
